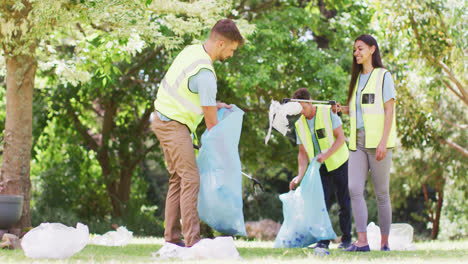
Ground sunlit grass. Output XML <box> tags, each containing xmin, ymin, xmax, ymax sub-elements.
<box><xmin>0</xmin><ymin>237</ymin><xmax>467</xmax><ymax>263</ymax></box>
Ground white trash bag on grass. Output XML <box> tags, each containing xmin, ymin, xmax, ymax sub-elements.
<box><xmin>153</xmin><ymin>236</ymin><xmax>240</xmax><ymax>260</ymax></box>
<box><xmin>21</xmin><ymin>222</ymin><xmax>89</xmax><ymax>259</ymax></box>
<box><xmin>89</xmin><ymin>226</ymin><xmax>133</xmax><ymax>246</ymax></box>
<box><xmin>367</xmin><ymin>222</ymin><xmax>416</xmax><ymax>251</ymax></box>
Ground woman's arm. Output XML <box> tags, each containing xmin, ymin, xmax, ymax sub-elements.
<box><xmin>376</xmin><ymin>98</ymin><xmax>394</xmax><ymax>161</ymax></box>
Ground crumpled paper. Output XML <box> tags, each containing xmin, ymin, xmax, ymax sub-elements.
<box><xmin>21</xmin><ymin>222</ymin><xmax>89</xmax><ymax>259</ymax></box>
<box><xmin>153</xmin><ymin>236</ymin><xmax>240</xmax><ymax>260</ymax></box>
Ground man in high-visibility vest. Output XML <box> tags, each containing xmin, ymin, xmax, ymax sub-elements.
<box><xmin>151</xmin><ymin>19</ymin><xmax>244</xmax><ymax>247</ymax></box>
<box><xmin>289</xmin><ymin>88</ymin><xmax>352</xmax><ymax>250</ymax></box>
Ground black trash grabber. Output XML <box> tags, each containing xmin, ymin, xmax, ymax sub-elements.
<box><xmin>282</xmin><ymin>98</ymin><xmax>341</xmax><ymax>116</ymax></box>
<box><xmin>282</xmin><ymin>98</ymin><xmax>337</xmax><ymax>105</ymax></box>
<box><xmin>241</xmin><ymin>172</ymin><xmax>264</xmax><ymax>192</ymax></box>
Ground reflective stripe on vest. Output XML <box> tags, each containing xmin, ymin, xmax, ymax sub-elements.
<box><xmin>295</xmin><ymin>106</ymin><xmax>349</xmax><ymax>172</ymax></box>
<box><xmin>296</xmin><ymin>115</ymin><xmax>315</xmax><ymax>163</ymax></box>
<box><xmin>154</xmin><ymin>45</ymin><xmax>215</xmax><ymax>133</ymax></box>
<box><xmin>349</xmin><ymin>68</ymin><xmax>396</xmax><ymax>150</ymax></box>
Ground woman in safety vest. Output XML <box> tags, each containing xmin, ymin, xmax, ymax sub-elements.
<box><xmin>336</xmin><ymin>34</ymin><xmax>396</xmax><ymax>252</ymax></box>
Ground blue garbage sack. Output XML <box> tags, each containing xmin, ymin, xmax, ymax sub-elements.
<box><xmin>274</xmin><ymin>158</ymin><xmax>337</xmax><ymax>248</ymax></box>
<box><xmin>197</xmin><ymin>105</ymin><xmax>247</xmax><ymax>236</ymax></box>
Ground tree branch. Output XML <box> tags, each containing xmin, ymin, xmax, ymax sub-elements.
<box><xmin>125</xmin><ymin>107</ymin><xmax>156</xmax><ymax>172</ymax></box>
<box><xmin>410</xmin><ymin>12</ymin><xmax>468</xmax><ymax>107</ymax></box>
<box><xmin>317</xmin><ymin>0</ymin><xmax>337</xmax><ymax>19</ymax></box>
<box><xmin>422</xmin><ymin>184</ymin><xmax>434</xmax><ymax>222</ymax></box>
<box><xmin>438</xmin><ymin>138</ymin><xmax>468</xmax><ymax>158</ymax></box>
<box><xmin>76</xmin><ymin>23</ymin><xmax>86</xmax><ymax>37</ymax></box>
<box><xmin>65</xmin><ymin>104</ymin><xmax>99</xmax><ymax>152</ymax></box>
<box><xmin>101</xmin><ymin>101</ymin><xmax>116</xmax><ymax>149</ymax></box>
<box><xmin>135</xmin><ymin>107</ymin><xmax>152</xmax><ymax>133</ymax></box>
<box><xmin>441</xmin><ymin>79</ymin><xmax>464</xmax><ymax>102</ymax></box>
<box><xmin>119</xmin><ymin>47</ymin><xmax>162</xmax><ymax>86</ymax></box>
<box><xmin>90</xmin><ymin>22</ymin><xmax>111</xmax><ymax>33</ymax></box>
<box><xmin>434</xmin><ymin>103</ymin><xmax>468</xmax><ymax>130</ymax></box>
<box><xmin>129</xmin><ymin>142</ymin><xmax>160</xmax><ymax>172</ymax></box>
<box><xmin>436</xmin><ymin>60</ymin><xmax>467</xmax><ymax>104</ymax></box>
<box><xmin>128</xmin><ymin>48</ymin><xmax>160</xmax><ymax>77</ymax></box>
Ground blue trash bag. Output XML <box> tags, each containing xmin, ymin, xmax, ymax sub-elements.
<box><xmin>197</xmin><ymin>105</ymin><xmax>247</xmax><ymax>236</ymax></box>
<box><xmin>274</xmin><ymin>158</ymin><xmax>337</xmax><ymax>248</ymax></box>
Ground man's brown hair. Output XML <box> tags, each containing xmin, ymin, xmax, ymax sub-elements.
<box><xmin>210</xmin><ymin>19</ymin><xmax>245</xmax><ymax>45</ymax></box>
<box><xmin>292</xmin><ymin>88</ymin><xmax>310</xmax><ymax>100</ymax></box>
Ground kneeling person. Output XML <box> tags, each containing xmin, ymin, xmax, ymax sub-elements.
<box><xmin>289</xmin><ymin>88</ymin><xmax>352</xmax><ymax>249</ymax></box>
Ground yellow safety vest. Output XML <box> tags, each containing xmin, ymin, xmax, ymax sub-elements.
<box><xmin>295</xmin><ymin>105</ymin><xmax>349</xmax><ymax>172</ymax></box>
<box><xmin>154</xmin><ymin>45</ymin><xmax>216</xmax><ymax>133</ymax></box>
<box><xmin>349</xmin><ymin>68</ymin><xmax>396</xmax><ymax>150</ymax></box>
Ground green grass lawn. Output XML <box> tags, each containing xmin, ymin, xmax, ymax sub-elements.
<box><xmin>1</xmin><ymin>237</ymin><xmax>468</xmax><ymax>263</ymax></box>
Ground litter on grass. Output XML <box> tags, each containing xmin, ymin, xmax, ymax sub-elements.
<box><xmin>153</xmin><ymin>236</ymin><xmax>240</xmax><ymax>260</ymax></box>
<box><xmin>89</xmin><ymin>226</ymin><xmax>133</xmax><ymax>246</ymax></box>
<box><xmin>265</xmin><ymin>100</ymin><xmax>302</xmax><ymax>144</ymax></box>
<box><xmin>21</xmin><ymin>222</ymin><xmax>89</xmax><ymax>259</ymax></box>
<box><xmin>367</xmin><ymin>222</ymin><xmax>417</xmax><ymax>250</ymax></box>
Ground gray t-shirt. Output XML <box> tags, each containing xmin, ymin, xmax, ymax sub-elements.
<box><xmin>356</xmin><ymin>71</ymin><xmax>395</xmax><ymax>129</ymax></box>
<box><xmin>157</xmin><ymin>68</ymin><xmax>217</xmax><ymax>121</ymax></box>
<box><xmin>296</xmin><ymin>110</ymin><xmax>343</xmax><ymax>156</ymax></box>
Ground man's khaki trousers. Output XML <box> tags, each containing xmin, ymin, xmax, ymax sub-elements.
<box><xmin>152</xmin><ymin>114</ymin><xmax>200</xmax><ymax>247</ymax></box>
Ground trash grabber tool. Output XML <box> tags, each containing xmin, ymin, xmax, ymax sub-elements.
<box><xmin>282</xmin><ymin>98</ymin><xmax>341</xmax><ymax>116</ymax></box>
<box><xmin>282</xmin><ymin>98</ymin><xmax>337</xmax><ymax>105</ymax></box>
<box><xmin>241</xmin><ymin>172</ymin><xmax>264</xmax><ymax>192</ymax></box>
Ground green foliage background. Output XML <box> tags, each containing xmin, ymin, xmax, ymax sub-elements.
<box><xmin>0</xmin><ymin>0</ymin><xmax>466</xmax><ymax>239</ymax></box>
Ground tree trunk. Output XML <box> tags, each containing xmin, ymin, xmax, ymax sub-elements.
<box><xmin>106</xmin><ymin>178</ymin><xmax>121</xmax><ymax>217</ymax></box>
<box><xmin>96</xmin><ymin>149</ymin><xmax>122</xmax><ymax>217</ymax></box>
<box><xmin>431</xmin><ymin>175</ymin><xmax>444</xmax><ymax>239</ymax></box>
<box><xmin>0</xmin><ymin>53</ymin><xmax>37</xmax><ymax>229</ymax></box>
<box><xmin>118</xmin><ymin>167</ymin><xmax>133</xmax><ymax>212</ymax></box>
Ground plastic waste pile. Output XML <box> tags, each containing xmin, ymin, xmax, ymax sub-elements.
<box><xmin>274</xmin><ymin>159</ymin><xmax>336</xmax><ymax>248</ymax></box>
<box><xmin>153</xmin><ymin>236</ymin><xmax>240</xmax><ymax>260</ymax></box>
<box><xmin>265</xmin><ymin>100</ymin><xmax>302</xmax><ymax>144</ymax></box>
<box><xmin>314</xmin><ymin>247</ymin><xmax>330</xmax><ymax>256</ymax></box>
<box><xmin>89</xmin><ymin>226</ymin><xmax>133</xmax><ymax>246</ymax></box>
<box><xmin>367</xmin><ymin>222</ymin><xmax>416</xmax><ymax>250</ymax></box>
<box><xmin>197</xmin><ymin>105</ymin><xmax>247</xmax><ymax>236</ymax></box>
<box><xmin>21</xmin><ymin>222</ymin><xmax>89</xmax><ymax>259</ymax></box>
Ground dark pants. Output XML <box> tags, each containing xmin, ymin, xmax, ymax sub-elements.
<box><xmin>318</xmin><ymin>160</ymin><xmax>352</xmax><ymax>246</ymax></box>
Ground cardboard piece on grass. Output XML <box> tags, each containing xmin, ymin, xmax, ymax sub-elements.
<box><xmin>21</xmin><ymin>222</ymin><xmax>89</xmax><ymax>259</ymax></box>
<box><xmin>152</xmin><ymin>236</ymin><xmax>240</xmax><ymax>260</ymax></box>
<box><xmin>89</xmin><ymin>226</ymin><xmax>133</xmax><ymax>246</ymax></box>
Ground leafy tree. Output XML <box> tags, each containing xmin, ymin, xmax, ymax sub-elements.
<box><xmin>0</xmin><ymin>0</ymin><xmax>252</xmax><ymax>227</ymax></box>
<box><xmin>32</xmin><ymin>0</ymin><xmax>253</xmax><ymax>217</ymax></box>
<box><xmin>377</xmin><ymin>0</ymin><xmax>467</xmax><ymax>157</ymax></box>
<box><xmin>375</xmin><ymin>0</ymin><xmax>468</xmax><ymax>238</ymax></box>
<box><xmin>0</xmin><ymin>0</ymin><xmax>78</xmax><ymax>228</ymax></box>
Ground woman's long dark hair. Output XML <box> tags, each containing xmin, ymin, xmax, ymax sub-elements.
<box><xmin>347</xmin><ymin>34</ymin><xmax>384</xmax><ymax>104</ymax></box>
